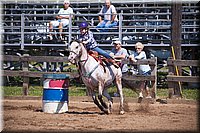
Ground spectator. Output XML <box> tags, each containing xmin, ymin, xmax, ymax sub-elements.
<box><xmin>96</xmin><ymin>0</ymin><xmax>118</xmax><ymax>32</ymax></box>
<box><xmin>48</xmin><ymin>0</ymin><xmax>74</xmax><ymax>40</ymax></box>
<box><xmin>109</xmin><ymin>40</ymin><xmax>129</xmax><ymax>73</ymax></box>
<box><xmin>109</xmin><ymin>40</ymin><xmax>129</xmax><ymax>97</ymax></box>
<box><xmin>129</xmin><ymin>42</ymin><xmax>152</xmax><ymax>102</ymax></box>
<box><xmin>78</xmin><ymin>22</ymin><xmax>118</xmax><ymax>68</ymax></box>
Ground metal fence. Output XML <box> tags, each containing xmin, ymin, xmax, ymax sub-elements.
<box><xmin>2</xmin><ymin>1</ymin><xmax>199</xmax><ymax>49</ymax></box>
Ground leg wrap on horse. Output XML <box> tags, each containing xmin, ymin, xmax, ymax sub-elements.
<box><xmin>93</xmin><ymin>97</ymin><xmax>104</xmax><ymax>111</ymax></box>
<box><xmin>110</xmin><ymin>97</ymin><xmax>113</xmax><ymax>104</ymax></box>
<box><xmin>98</xmin><ymin>95</ymin><xmax>108</xmax><ymax>109</ymax></box>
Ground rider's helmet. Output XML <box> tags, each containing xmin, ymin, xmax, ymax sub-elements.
<box><xmin>79</xmin><ymin>22</ymin><xmax>88</xmax><ymax>29</ymax></box>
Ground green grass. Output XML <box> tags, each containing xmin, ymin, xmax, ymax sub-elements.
<box><xmin>182</xmin><ymin>89</ymin><xmax>199</xmax><ymax>100</ymax></box>
<box><xmin>1</xmin><ymin>85</ymin><xmax>199</xmax><ymax>100</ymax></box>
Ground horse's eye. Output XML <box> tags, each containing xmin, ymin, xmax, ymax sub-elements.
<box><xmin>76</xmin><ymin>46</ymin><xmax>78</xmax><ymax>49</ymax></box>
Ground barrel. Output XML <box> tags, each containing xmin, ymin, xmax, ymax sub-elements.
<box><xmin>42</xmin><ymin>73</ymin><xmax>69</xmax><ymax>113</ymax></box>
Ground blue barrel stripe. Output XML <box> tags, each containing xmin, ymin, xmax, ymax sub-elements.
<box><xmin>43</xmin><ymin>89</ymin><xmax>68</xmax><ymax>101</ymax></box>
<box><xmin>43</xmin><ymin>101</ymin><xmax>68</xmax><ymax>103</ymax></box>
<box><xmin>43</xmin><ymin>74</ymin><xmax>70</xmax><ymax>79</ymax></box>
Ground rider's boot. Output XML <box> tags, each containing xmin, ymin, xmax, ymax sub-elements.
<box><xmin>108</xmin><ymin>59</ymin><xmax>119</xmax><ymax>68</ymax></box>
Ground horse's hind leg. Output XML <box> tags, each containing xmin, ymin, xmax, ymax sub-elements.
<box><xmin>116</xmin><ymin>76</ymin><xmax>124</xmax><ymax>115</ymax></box>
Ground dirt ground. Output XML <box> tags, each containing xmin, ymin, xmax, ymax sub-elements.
<box><xmin>2</xmin><ymin>96</ymin><xmax>199</xmax><ymax>133</ymax></box>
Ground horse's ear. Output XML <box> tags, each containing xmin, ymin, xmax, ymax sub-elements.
<box><xmin>69</xmin><ymin>40</ymin><xmax>75</xmax><ymax>45</ymax></box>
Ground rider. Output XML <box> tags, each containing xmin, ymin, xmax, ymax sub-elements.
<box><xmin>78</xmin><ymin>21</ymin><xmax>118</xmax><ymax>67</ymax></box>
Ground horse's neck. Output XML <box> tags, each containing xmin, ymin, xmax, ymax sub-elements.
<box><xmin>80</xmin><ymin>44</ymin><xmax>88</xmax><ymax>61</ymax></box>
<box><xmin>79</xmin><ymin>45</ymin><xmax>98</xmax><ymax>72</ymax></box>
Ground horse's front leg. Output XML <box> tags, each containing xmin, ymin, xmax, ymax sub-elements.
<box><xmin>97</xmin><ymin>82</ymin><xmax>110</xmax><ymax>114</ymax></box>
<box><xmin>98</xmin><ymin>95</ymin><xmax>108</xmax><ymax>110</ymax></box>
<box><xmin>102</xmin><ymin>89</ymin><xmax>113</xmax><ymax>113</ymax></box>
<box><xmin>116</xmin><ymin>75</ymin><xmax>124</xmax><ymax>115</ymax></box>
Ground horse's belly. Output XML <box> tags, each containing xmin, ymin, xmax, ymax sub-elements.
<box><xmin>82</xmin><ymin>76</ymin><xmax>113</xmax><ymax>89</ymax></box>
<box><xmin>104</xmin><ymin>78</ymin><xmax>114</xmax><ymax>87</ymax></box>
<box><xmin>82</xmin><ymin>77</ymin><xmax>98</xmax><ymax>88</ymax></box>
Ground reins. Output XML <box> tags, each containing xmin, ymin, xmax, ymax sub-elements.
<box><xmin>78</xmin><ymin>53</ymin><xmax>89</xmax><ymax>63</ymax></box>
<box><xmin>78</xmin><ymin>52</ymin><xmax>100</xmax><ymax>78</ymax></box>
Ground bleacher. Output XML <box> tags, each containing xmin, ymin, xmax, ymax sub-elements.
<box><xmin>1</xmin><ymin>0</ymin><xmax>199</xmax><ymax>61</ymax></box>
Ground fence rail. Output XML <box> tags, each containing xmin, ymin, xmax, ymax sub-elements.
<box><xmin>2</xmin><ymin>54</ymin><xmax>158</xmax><ymax>96</ymax></box>
<box><xmin>2</xmin><ymin>54</ymin><xmax>79</xmax><ymax>95</ymax></box>
<box><xmin>167</xmin><ymin>58</ymin><xmax>199</xmax><ymax>98</ymax></box>
<box><xmin>167</xmin><ymin>59</ymin><xmax>199</xmax><ymax>83</ymax></box>
<box><xmin>2</xmin><ymin>54</ymin><xmax>199</xmax><ymax>99</ymax></box>
<box><xmin>122</xmin><ymin>57</ymin><xmax>157</xmax><ymax>98</ymax></box>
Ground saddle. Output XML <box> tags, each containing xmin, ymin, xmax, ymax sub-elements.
<box><xmin>88</xmin><ymin>50</ymin><xmax>109</xmax><ymax>72</ymax></box>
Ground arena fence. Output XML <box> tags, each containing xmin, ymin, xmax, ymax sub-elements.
<box><xmin>2</xmin><ymin>54</ymin><xmax>158</xmax><ymax>97</ymax></box>
<box><xmin>122</xmin><ymin>57</ymin><xmax>157</xmax><ymax>99</ymax></box>
<box><xmin>167</xmin><ymin>58</ymin><xmax>199</xmax><ymax>98</ymax></box>
<box><xmin>2</xmin><ymin>54</ymin><xmax>199</xmax><ymax>99</ymax></box>
<box><xmin>2</xmin><ymin>54</ymin><xmax>79</xmax><ymax>95</ymax></box>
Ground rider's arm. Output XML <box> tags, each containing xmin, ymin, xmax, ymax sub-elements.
<box><xmin>84</xmin><ymin>31</ymin><xmax>94</xmax><ymax>44</ymax></box>
<box><xmin>134</xmin><ymin>51</ymin><xmax>146</xmax><ymax>60</ymax></box>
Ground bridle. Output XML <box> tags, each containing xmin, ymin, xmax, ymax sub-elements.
<box><xmin>68</xmin><ymin>42</ymin><xmax>99</xmax><ymax>78</ymax></box>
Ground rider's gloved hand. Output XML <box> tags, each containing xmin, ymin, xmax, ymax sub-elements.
<box><xmin>82</xmin><ymin>41</ymin><xmax>87</xmax><ymax>45</ymax></box>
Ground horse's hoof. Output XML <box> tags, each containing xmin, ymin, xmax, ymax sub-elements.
<box><xmin>119</xmin><ymin>110</ymin><xmax>125</xmax><ymax>115</ymax></box>
<box><xmin>103</xmin><ymin>109</ymin><xmax>110</xmax><ymax>114</ymax></box>
<box><xmin>108</xmin><ymin>109</ymin><xmax>112</xmax><ymax>114</ymax></box>
<box><xmin>138</xmin><ymin>97</ymin><xmax>143</xmax><ymax>103</ymax></box>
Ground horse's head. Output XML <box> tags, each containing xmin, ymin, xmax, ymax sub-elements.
<box><xmin>68</xmin><ymin>40</ymin><xmax>83</xmax><ymax>63</ymax></box>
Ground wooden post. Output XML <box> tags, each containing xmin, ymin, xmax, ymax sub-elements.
<box><xmin>167</xmin><ymin>57</ymin><xmax>175</xmax><ymax>98</ymax></box>
<box><xmin>151</xmin><ymin>57</ymin><xmax>157</xmax><ymax>99</ymax></box>
<box><xmin>170</xmin><ymin>1</ymin><xmax>182</xmax><ymax>97</ymax></box>
<box><xmin>22</xmin><ymin>54</ymin><xmax>29</xmax><ymax>96</ymax></box>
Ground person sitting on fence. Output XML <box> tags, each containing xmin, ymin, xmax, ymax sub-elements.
<box><xmin>96</xmin><ymin>0</ymin><xmax>118</xmax><ymax>32</ymax></box>
<box><xmin>129</xmin><ymin>42</ymin><xmax>152</xmax><ymax>102</ymax></box>
<box><xmin>48</xmin><ymin>0</ymin><xmax>74</xmax><ymax>40</ymax></box>
<box><xmin>78</xmin><ymin>21</ymin><xmax>119</xmax><ymax>68</ymax></box>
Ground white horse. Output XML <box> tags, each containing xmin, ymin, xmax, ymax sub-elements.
<box><xmin>68</xmin><ymin>40</ymin><xmax>124</xmax><ymax>115</ymax></box>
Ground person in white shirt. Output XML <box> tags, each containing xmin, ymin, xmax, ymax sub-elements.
<box><xmin>48</xmin><ymin>0</ymin><xmax>74</xmax><ymax>40</ymax></box>
<box><xmin>129</xmin><ymin>42</ymin><xmax>152</xmax><ymax>102</ymax></box>
<box><xmin>96</xmin><ymin>0</ymin><xmax>118</xmax><ymax>32</ymax></box>
<box><xmin>109</xmin><ymin>40</ymin><xmax>129</xmax><ymax>97</ymax></box>
<box><xmin>110</xmin><ymin>40</ymin><xmax>129</xmax><ymax>73</ymax></box>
